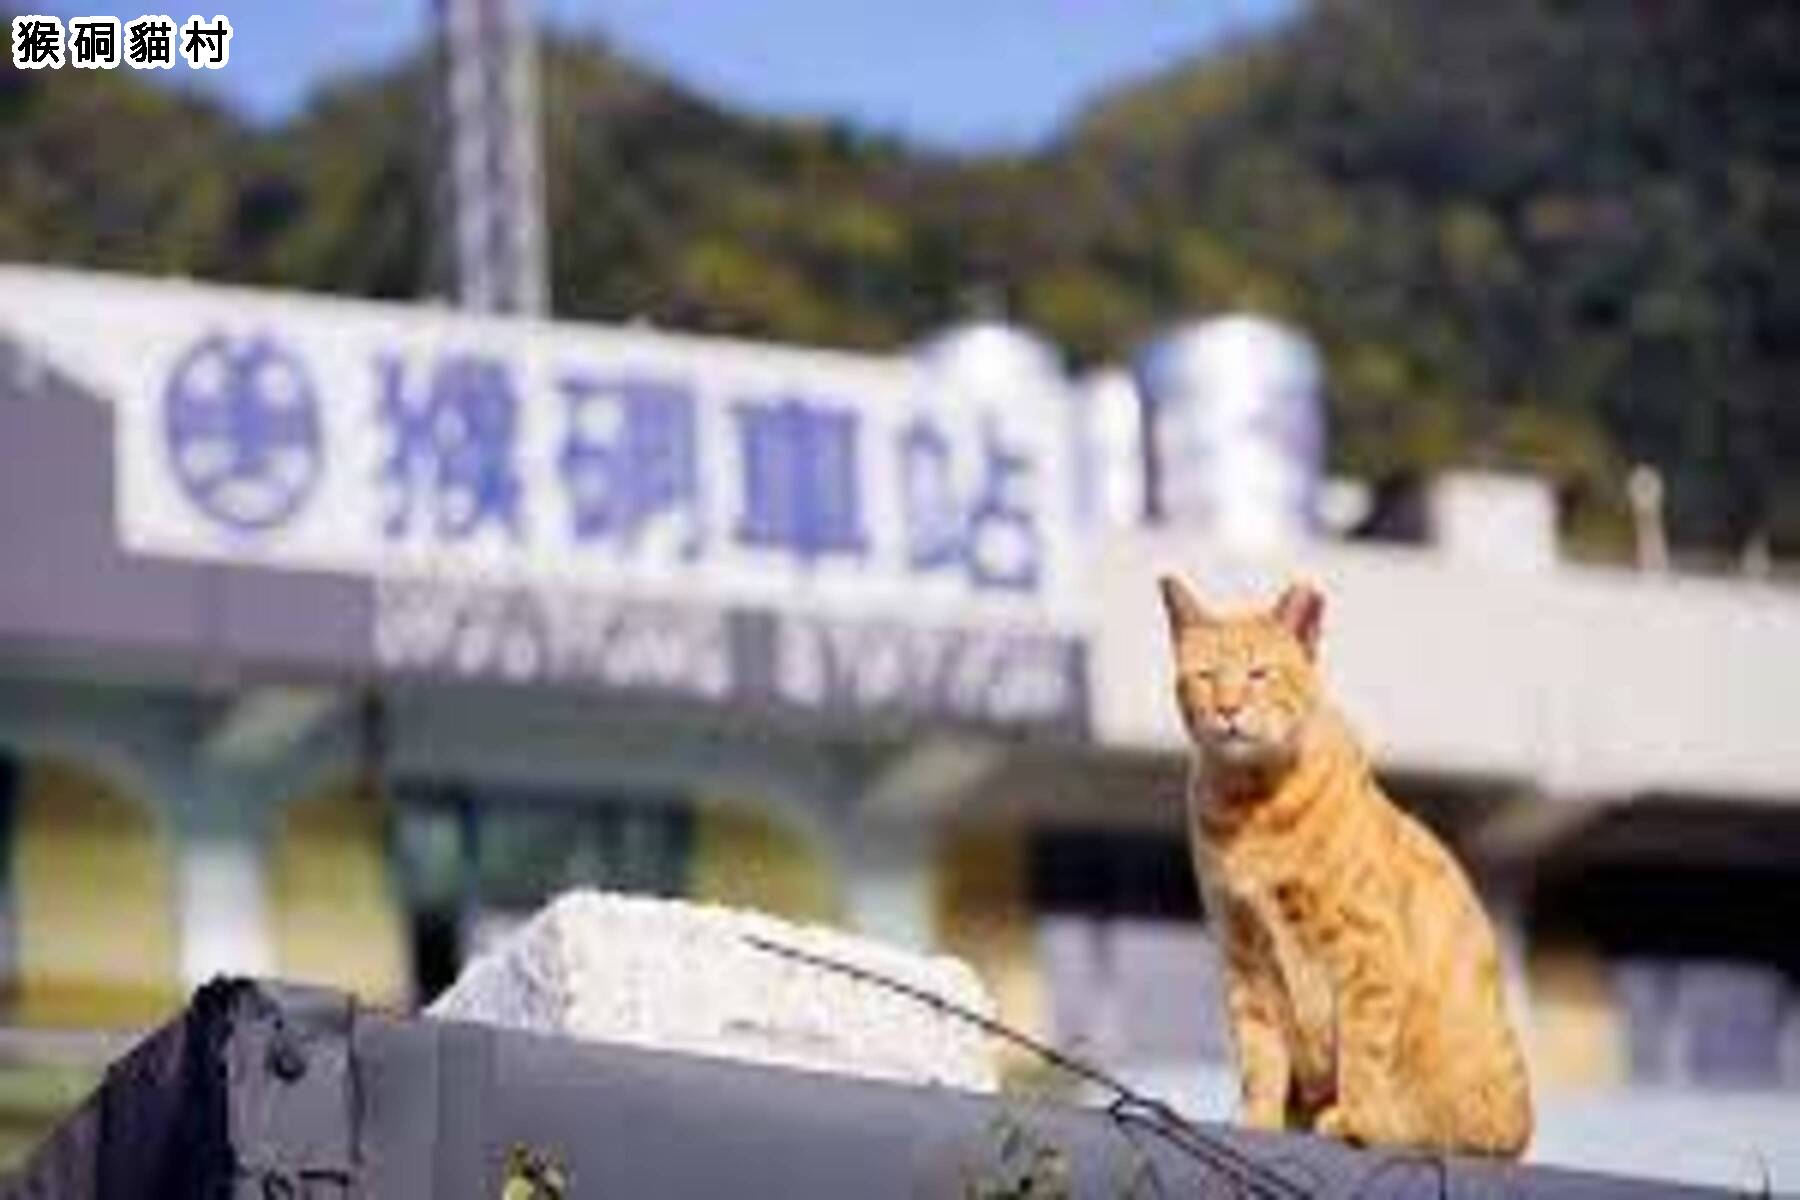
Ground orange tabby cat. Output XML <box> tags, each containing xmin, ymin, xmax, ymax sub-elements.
<box><xmin>1159</xmin><ymin>574</ymin><xmax>1532</xmax><ymax>1157</ymax></box>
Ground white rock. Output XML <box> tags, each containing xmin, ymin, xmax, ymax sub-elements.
<box><xmin>427</xmin><ymin>890</ymin><xmax>999</xmax><ymax>1092</ymax></box>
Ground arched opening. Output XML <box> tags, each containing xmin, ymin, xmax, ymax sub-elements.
<box><xmin>1</xmin><ymin>752</ymin><xmax>180</xmax><ymax>1030</ymax></box>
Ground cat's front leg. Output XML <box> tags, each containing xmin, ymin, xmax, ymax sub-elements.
<box><xmin>1235</xmin><ymin>1013</ymin><xmax>1291</xmax><ymax>1131</ymax></box>
<box><xmin>1219</xmin><ymin>901</ymin><xmax>1292</xmax><ymax>1130</ymax></box>
<box><xmin>1318</xmin><ymin>909</ymin><xmax>1414</xmax><ymax>1147</ymax></box>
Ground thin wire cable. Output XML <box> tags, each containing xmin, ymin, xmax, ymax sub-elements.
<box><xmin>742</xmin><ymin>934</ymin><xmax>1319</xmax><ymax>1200</ymax></box>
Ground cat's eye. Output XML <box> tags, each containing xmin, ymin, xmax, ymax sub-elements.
<box><xmin>1247</xmin><ymin>666</ymin><xmax>1271</xmax><ymax>682</ymax></box>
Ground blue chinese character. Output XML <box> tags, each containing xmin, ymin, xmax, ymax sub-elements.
<box><xmin>900</xmin><ymin>421</ymin><xmax>962</xmax><ymax>572</ymax></box>
<box><xmin>735</xmin><ymin>398</ymin><xmax>867</xmax><ymax>562</ymax></box>
<box><xmin>376</xmin><ymin>353</ymin><xmax>524</xmax><ymax>541</ymax></box>
<box><xmin>900</xmin><ymin>416</ymin><xmax>1040</xmax><ymax>592</ymax></box>
<box><xmin>163</xmin><ymin>333</ymin><xmax>323</xmax><ymax>532</ymax></box>
<box><xmin>967</xmin><ymin>427</ymin><xmax>1039</xmax><ymax>591</ymax></box>
<box><xmin>558</xmin><ymin>373</ymin><xmax>702</xmax><ymax>558</ymax></box>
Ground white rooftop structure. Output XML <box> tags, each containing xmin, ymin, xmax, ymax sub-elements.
<box><xmin>1134</xmin><ymin>315</ymin><xmax>1326</xmax><ymax>551</ymax></box>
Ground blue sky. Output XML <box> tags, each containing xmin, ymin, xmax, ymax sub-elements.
<box><xmin>34</xmin><ymin>0</ymin><xmax>1295</xmax><ymax>149</ymax></box>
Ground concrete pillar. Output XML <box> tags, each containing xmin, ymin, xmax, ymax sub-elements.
<box><xmin>159</xmin><ymin>755</ymin><xmax>279</xmax><ymax>991</ymax></box>
<box><xmin>176</xmin><ymin>832</ymin><xmax>275</xmax><ymax>986</ymax></box>
<box><xmin>838</xmin><ymin>818</ymin><xmax>936</xmax><ymax>953</ymax></box>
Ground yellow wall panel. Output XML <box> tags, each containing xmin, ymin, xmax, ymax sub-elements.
<box><xmin>11</xmin><ymin>759</ymin><xmax>180</xmax><ymax>1029</ymax></box>
<box><xmin>689</xmin><ymin>803</ymin><xmax>842</xmax><ymax>925</ymax></box>
<box><xmin>934</xmin><ymin>823</ymin><xmax>1047</xmax><ymax>1080</ymax></box>
<box><xmin>1528</xmin><ymin>942</ymin><xmax>1626</xmax><ymax>1091</ymax></box>
<box><xmin>268</xmin><ymin>781</ymin><xmax>410</xmax><ymax>1008</ymax></box>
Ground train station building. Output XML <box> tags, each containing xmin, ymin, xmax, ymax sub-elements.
<box><xmin>0</xmin><ymin>266</ymin><xmax>1795</xmax><ymax>1183</ymax></box>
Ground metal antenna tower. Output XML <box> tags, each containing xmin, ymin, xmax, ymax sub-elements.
<box><xmin>431</xmin><ymin>0</ymin><xmax>550</xmax><ymax>315</ymax></box>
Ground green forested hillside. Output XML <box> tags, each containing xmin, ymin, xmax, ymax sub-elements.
<box><xmin>1066</xmin><ymin>0</ymin><xmax>1798</xmax><ymax>557</ymax></box>
<box><xmin>1</xmin><ymin>0</ymin><xmax>1792</xmax><ymax>558</ymax></box>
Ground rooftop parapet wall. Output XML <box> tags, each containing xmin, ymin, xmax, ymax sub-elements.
<box><xmin>8</xmin><ymin>978</ymin><xmax>1740</xmax><ymax>1198</ymax></box>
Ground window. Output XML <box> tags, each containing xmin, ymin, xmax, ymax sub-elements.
<box><xmin>1534</xmin><ymin>863</ymin><xmax>1800</xmax><ymax>1091</ymax></box>
<box><xmin>1616</xmin><ymin>959</ymin><xmax>1800</xmax><ymax>1090</ymax></box>
<box><xmin>393</xmin><ymin>780</ymin><xmax>691</xmax><ymax>998</ymax></box>
<box><xmin>1029</xmin><ymin>830</ymin><xmax>1227</xmax><ymax>1069</ymax></box>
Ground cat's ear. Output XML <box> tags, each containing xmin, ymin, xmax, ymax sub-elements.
<box><xmin>1158</xmin><ymin>574</ymin><xmax>1212</xmax><ymax>640</ymax></box>
<box><xmin>1273</xmin><ymin>582</ymin><xmax>1325</xmax><ymax>658</ymax></box>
